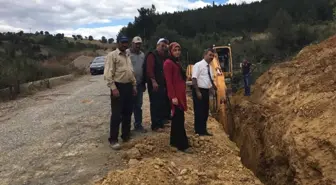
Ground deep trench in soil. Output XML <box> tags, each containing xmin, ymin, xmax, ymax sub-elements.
<box><xmin>223</xmin><ymin>99</ymin><xmax>292</xmax><ymax>185</ymax></box>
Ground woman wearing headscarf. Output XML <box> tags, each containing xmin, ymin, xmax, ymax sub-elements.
<box><xmin>163</xmin><ymin>42</ymin><xmax>193</xmax><ymax>154</ymax></box>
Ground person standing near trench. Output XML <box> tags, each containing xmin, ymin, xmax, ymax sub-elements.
<box><xmin>240</xmin><ymin>59</ymin><xmax>255</xmax><ymax>96</ymax></box>
<box><xmin>191</xmin><ymin>48</ymin><xmax>217</xmax><ymax>136</ymax></box>
<box><xmin>144</xmin><ymin>38</ymin><xmax>170</xmax><ymax>132</ymax></box>
<box><xmin>163</xmin><ymin>42</ymin><xmax>193</xmax><ymax>153</ymax></box>
<box><xmin>104</xmin><ymin>35</ymin><xmax>137</xmax><ymax>150</ymax></box>
<box><xmin>126</xmin><ymin>36</ymin><xmax>147</xmax><ymax>133</ymax></box>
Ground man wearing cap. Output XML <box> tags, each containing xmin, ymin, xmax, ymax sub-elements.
<box><xmin>126</xmin><ymin>36</ymin><xmax>147</xmax><ymax>133</ymax></box>
<box><xmin>104</xmin><ymin>35</ymin><xmax>137</xmax><ymax>150</ymax></box>
<box><xmin>144</xmin><ymin>38</ymin><xmax>170</xmax><ymax>132</ymax></box>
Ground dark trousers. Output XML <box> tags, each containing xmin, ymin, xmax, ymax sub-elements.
<box><xmin>133</xmin><ymin>84</ymin><xmax>144</xmax><ymax>129</ymax></box>
<box><xmin>148</xmin><ymin>84</ymin><xmax>170</xmax><ymax>130</ymax></box>
<box><xmin>170</xmin><ymin>106</ymin><xmax>189</xmax><ymax>150</ymax></box>
<box><xmin>243</xmin><ymin>74</ymin><xmax>251</xmax><ymax>96</ymax></box>
<box><xmin>192</xmin><ymin>88</ymin><xmax>210</xmax><ymax>135</ymax></box>
<box><xmin>109</xmin><ymin>82</ymin><xmax>133</xmax><ymax>143</ymax></box>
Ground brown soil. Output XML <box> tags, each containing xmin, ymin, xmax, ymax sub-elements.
<box><xmin>231</xmin><ymin>35</ymin><xmax>336</xmax><ymax>185</ymax></box>
<box><xmin>95</xmin><ymin>98</ymin><xmax>263</xmax><ymax>185</ymax></box>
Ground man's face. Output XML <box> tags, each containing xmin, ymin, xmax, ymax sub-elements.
<box><xmin>118</xmin><ymin>41</ymin><xmax>128</xmax><ymax>51</ymax></box>
<box><xmin>157</xmin><ymin>41</ymin><xmax>168</xmax><ymax>52</ymax></box>
<box><xmin>171</xmin><ymin>46</ymin><xmax>181</xmax><ymax>58</ymax></box>
<box><xmin>132</xmin><ymin>42</ymin><xmax>141</xmax><ymax>52</ymax></box>
<box><xmin>204</xmin><ymin>51</ymin><xmax>214</xmax><ymax>63</ymax></box>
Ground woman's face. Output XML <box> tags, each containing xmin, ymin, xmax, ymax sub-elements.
<box><xmin>171</xmin><ymin>46</ymin><xmax>181</xmax><ymax>58</ymax></box>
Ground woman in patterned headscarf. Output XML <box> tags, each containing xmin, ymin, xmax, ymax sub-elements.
<box><xmin>163</xmin><ymin>42</ymin><xmax>193</xmax><ymax>154</ymax></box>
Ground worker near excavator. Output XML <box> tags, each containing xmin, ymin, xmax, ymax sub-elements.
<box><xmin>240</xmin><ymin>59</ymin><xmax>255</xmax><ymax>96</ymax></box>
<box><xmin>163</xmin><ymin>42</ymin><xmax>193</xmax><ymax>154</ymax></box>
<box><xmin>144</xmin><ymin>38</ymin><xmax>171</xmax><ymax>132</ymax></box>
<box><xmin>191</xmin><ymin>48</ymin><xmax>217</xmax><ymax>136</ymax></box>
<box><xmin>126</xmin><ymin>36</ymin><xmax>147</xmax><ymax>133</ymax></box>
<box><xmin>104</xmin><ymin>35</ymin><xmax>137</xmax><ymax>150</ymax></box>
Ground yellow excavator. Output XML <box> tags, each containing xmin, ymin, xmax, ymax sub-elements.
<box><xmin>186</xmin><ymin>45</ymin><xmax>233</xmax><ymax>133</ymax></box>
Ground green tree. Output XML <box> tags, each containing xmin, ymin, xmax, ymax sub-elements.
<box><xmin>88</xmin><ymin>35</ymin><xmax>93</xmax><ymax>41</ymax></box>
<box><xmin>268</xmin><ymin>9</ymin><xmax>294</xmax><ymax>52</ymax></box>
<box><xmin>55</xmin><ymin>33</ymin><xmax>64</xmax><ymax>40</ymax></box>
<box><xmin>76</xmin><ymin>35</ymin><xmax>83</xmax><ymax>40</ymax></box>
<box><xmin>108</xmin><ymin>38</ymin><xmax>114</xmax><ymax>44</ymax></box>
<box><xmin>101</xmin><ymin>36</ymin><xmax>107</xmax><ymax>43</ymax></box>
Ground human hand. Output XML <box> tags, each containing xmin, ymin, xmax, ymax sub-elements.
<box><xmin>172</xmin><ymin>98</ymin><xmax>178</xmax><ymax>105</ymax></box>
<box><xmin>112</xmin><ymin>89</ymin><xmax>120</xmax><ymax>97</ymax></box>
<box><xmin>196</xmin><ymin>91</ymin><xmax>202</xmax><ymax>100</ymax></box>
<box><xmin>133</xmin><ymin>87</ymin><xmax>137</xmax><ymax>96</ymax></box>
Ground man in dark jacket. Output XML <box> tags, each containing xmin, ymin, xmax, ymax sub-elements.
<box><xmin>145</xmin><ymin>38</ymin><xmax>170</xmax><ymax>132</ymax></box>
<box><xmin>240</xmin><ymin>59</ymin><xmax>255</xmax><ymax>96</ymax></box>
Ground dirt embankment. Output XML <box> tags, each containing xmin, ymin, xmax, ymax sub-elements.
<box><xmin>231</xmin><ymin>35</ymin><xmax>336</xmax><ymax>185</ymax></box>
<box><xmin>95</xmin><ymin>98</ymin><xmax>263</xmax><ymax>185</ymax></box>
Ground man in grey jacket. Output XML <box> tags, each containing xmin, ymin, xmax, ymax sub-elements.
<box><xmin>126</xmin><ymin>36</ymin><xmax>147</xmax><ymax>133</ymax></box>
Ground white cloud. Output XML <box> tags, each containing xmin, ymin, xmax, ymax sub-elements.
<box><xmin>0</xmin><ymin>0</ymin><xmax>260</xmax><ymax>40</ymax></box>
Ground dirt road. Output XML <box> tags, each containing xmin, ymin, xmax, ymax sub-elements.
<box><xmin>0</xmin><ymin>75</ymin><xmax>142</xmax><ymax>185</ymax></box>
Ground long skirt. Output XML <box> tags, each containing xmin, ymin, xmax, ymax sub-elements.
<box><xmin>170</xmin><ymin>106</ymin><xmax>189</xmax><ymax>150</ymax></box>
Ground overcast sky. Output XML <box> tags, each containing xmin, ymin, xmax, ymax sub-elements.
<box><xmin>0</xmin><ymin>0</ymin><xmax>261</xmax><ymax>40</ymax></box>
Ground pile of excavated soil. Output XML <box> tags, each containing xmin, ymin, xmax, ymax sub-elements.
<box><xmin>95</xmin><ymin>99</ymin><xmax>263</xmax><ymax>185</ymax></box>
<box><xmin>231</xmin><ymin>35</ymin><xmax>336</xmax><ymax>185</ymax></box>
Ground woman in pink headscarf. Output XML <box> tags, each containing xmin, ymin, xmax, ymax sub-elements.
<box><xmin>163</xmin><ymin>42</ymin><xmax>193</xmax><ymax>154</ymax></box>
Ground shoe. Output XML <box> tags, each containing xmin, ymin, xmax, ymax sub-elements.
<box><xmin>110</xmin><ymin>142</ymin><xmax>121</xmax><ymax>150</ymax></box>
<box><xmin>152</xmin><ymin>128</ymin><xmax>164</xmax><ymax>133</ymax></box>
<box><xmin>204</xmin><ymin>132</ymin><xmax>213</xmax><ymax>136</ymax></box>
<box><xmin>198</xmin><ymin>132</ymin><xmax>213</xmax><ymax>136</ymax></box>
<box><xmin>122</xmin><ymin>136</ymin><xmax>131</xmax><ymax>143</ymax></box>
<box><xmin>181</xmin><ymin>148</ymin><xmax>194</xmax><ymax>154</ymax></box>
<box><xmin>134</xmin><ymin>126</ymin><xmax>148</xmax><ymax>133</ymax></box>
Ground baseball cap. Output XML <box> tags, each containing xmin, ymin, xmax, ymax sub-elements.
<box><xmin>132</xmin><ymin>36</ymin><xmax>142</xmax><ymax>43</ymax></box>
<box><xmin>157</xmin><ymin>38</ymin><xmax>169</xmax><ymax>45</ymax></box>
<box><xmin>117</xmin><ymin>35</ymin><xmax>128</xmax><ymax>43</ymax></box>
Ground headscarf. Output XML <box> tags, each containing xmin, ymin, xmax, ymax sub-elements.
<box><xmin>168</xmin><ymin>42</ymin><xmax>186</xmax><ymax>81</ymax></box>
<box><xmin>168</xmin><ymin>42</ymin><xmax>181</xmax><ymax>62</ymax></box>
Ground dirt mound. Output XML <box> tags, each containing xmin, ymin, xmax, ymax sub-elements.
<box><xmin>71</xmin><ymin>55</ymin><xmax>94</xmax><ymax>70</ymax></box>
<box><xmin>231</xmin><ymin>35</ymin><xmax>336</xmax><ymax>185</ymax></box>
<box><xmin>95</xmin><ymin>108</ymin><xmax>263</xmax><ymax>185</ymax></box>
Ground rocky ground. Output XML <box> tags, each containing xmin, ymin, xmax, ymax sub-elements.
<box><xmin>0</xmin><ymin>74</ymin><xmax>263</xmax><ymax>185</ymax></box>
<box><xmin>231</xmin><ymin>35</ymin><xmax>336</xmax><ymax>185</ymax></box>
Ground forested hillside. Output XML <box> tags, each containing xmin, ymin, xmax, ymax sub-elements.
<box><xmin>118</xmin><ymin>0</ymin><xmax>336</xmax><ymax>72</ymax></box>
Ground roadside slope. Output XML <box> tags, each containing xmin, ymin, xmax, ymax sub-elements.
<box><xmin>232</xmin><ymin>35</ymin><xmax>336</xmax><ymax>185</ymax></box>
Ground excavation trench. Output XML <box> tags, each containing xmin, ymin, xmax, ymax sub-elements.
<box><xmin>221</xmin><ymin>96</ymin><xmax>294</xmax><ymax>185</ymax></box>
<box><xmin>220</xmin><ymin>35</ymin><xmax>336</xmax><ymax>185</ymax></box>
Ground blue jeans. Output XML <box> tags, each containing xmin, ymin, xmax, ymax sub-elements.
<box><xmin>243</xmin><ymin>74</ymin><xmax>251</xmax><ymax>96</ymax></box>
<box><xmin>133</xmin><ymin>84</ymin><xmax>144</xmax><ymax>129</ymax></box>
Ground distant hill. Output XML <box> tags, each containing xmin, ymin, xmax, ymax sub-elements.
<box><xmin>0</xmin><ymin>31</ymin><xmax>116</xmax><ymax>97</ymax></box>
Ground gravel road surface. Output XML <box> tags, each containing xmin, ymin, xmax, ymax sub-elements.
<box><xmin>0</xmin><ymin>75</ymin><xmax>149</xmax><ymax>185</ymax></box>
